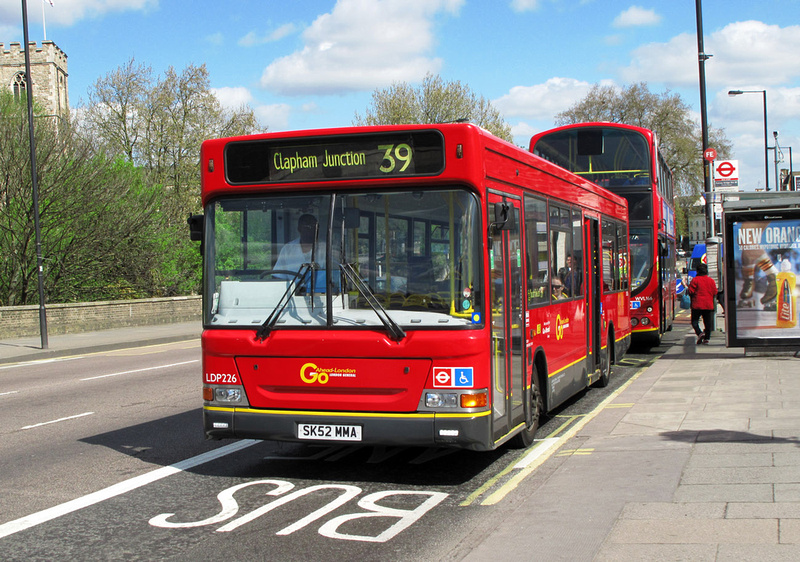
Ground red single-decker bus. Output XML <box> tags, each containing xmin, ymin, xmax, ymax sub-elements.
<box><xmin>191</xmin><ymin>123</ymin><xmax>631</xmax><ymax>451</ymax></box>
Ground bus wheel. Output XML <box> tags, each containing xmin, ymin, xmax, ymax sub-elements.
<box><xmin>510</xmin><ymin>366</ymin><xmax>543</xmax><ymax>448</ymax></box>
<box><xmin>595</xmin><ymin>344</ymin><xmax>611</xmax><ymax>388</ymax></box>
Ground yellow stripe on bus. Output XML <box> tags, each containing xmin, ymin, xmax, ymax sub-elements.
<box><xmin>204</xmin><ymin>406</ymin><xmax>491</xmax><ymax>419</ymax></box>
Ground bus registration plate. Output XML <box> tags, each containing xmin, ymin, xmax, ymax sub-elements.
<box><xmin>297</xmin><ymin>423</ymin><xmax>362</xmax><ymax>441</ymax></box>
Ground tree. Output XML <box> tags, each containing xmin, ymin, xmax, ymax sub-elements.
<box><xmin>555</xmin><ymin>82</ymin><xmax>732</xmax><ymax>236</ymax></box>
<box><xmin>0</xmin><ymin>92</ymin><xmax>163</xmax><ymax>305</ymax></box>
<box><xmin>82</xmin><ymin>60</ymin><xmax>264</xmax><ymax>295</ymax></box>
<box><xmin>354</xmin><ymin>73</ymin><xmax>512</xmax><ymax>142</ymax></box>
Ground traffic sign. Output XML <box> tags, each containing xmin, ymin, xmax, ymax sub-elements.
<box><xmin>703</xmin><ymin>148</ymin><xmax>717</xmax><ymax>162</ymax></box>
<box><xmin>713</xmin><ymin>159</ymin><xmax>739</xmax><ymax>190</ymax></box>
<box><xmin>716</xmin><ymin>161</ymin><xmax>735</xmax><ymax>177</ymax></box>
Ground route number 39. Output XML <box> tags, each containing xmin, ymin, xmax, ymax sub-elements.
<box><xmin>378</xmin><ymin>144</ymin><xmax>413</xmax><ymax>173</ymax></box>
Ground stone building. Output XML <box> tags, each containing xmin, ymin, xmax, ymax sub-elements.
<box><xmin>0</xmin><ymin>40</ymin><xmax>68</xmax><ymax>117</ymax></box>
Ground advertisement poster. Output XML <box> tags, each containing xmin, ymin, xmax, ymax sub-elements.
<box><xmin>731</xmin><ymin>219</ymin><xmax>800</xmax><ymax>341</ymax></box>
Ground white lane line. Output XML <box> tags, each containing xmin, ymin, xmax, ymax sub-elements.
<box><xmin>21</xmin><ymin>412</ymin><xmax>95</xmax><ymax>430</ymax></box>
<box><xmin>0</xmin><ymin>439</ymin><xmax>259</xmax><ymax>540</ymax></box>
<box><xmin>0</xmin><ymin>391</ymin><xmax>19</xmax><ymax>397</ymax></box>
<box><xmin>512</xmin><ymin>437</ymin><xmax>560</xmax><ymax>469</ymax></box>
<box><xmin>0</xmin><ymin>356</ymin><xmax>85</xmax><ymax>371</ymax></box>
<box><xmin>80</xmin><ymin>360</ymin><xmax>199</xmax><ymax>381</ymax></box>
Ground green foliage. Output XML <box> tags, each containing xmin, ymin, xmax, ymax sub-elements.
<box><xmin>1</xmin><ymin>58</ymin><xmax>263</xmax><ymax>306</ymax></box>
<box><xmin>354</xmin><ymin>73</ymin><xmax>512</xmax><ymax>142</ymax></box>
<box><xmin>0</xmin><ymin>92</ymin><xmax>166</xmax><ymax>305</ymax></box>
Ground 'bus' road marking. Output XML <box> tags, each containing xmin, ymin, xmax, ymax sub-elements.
<box><xmin>0</xmin><ymin>439</ymin><xmax>259</xmax><ymax>540</ymax></box>
<box><xmin>21</xmin><ymin>412</ymin><xmax>94</xmax><ymax>430</ymax></box>
<box><xmin>80</xmin><ymin>360</ymin><xmax>199</xmax><ymax>381</ymax></box>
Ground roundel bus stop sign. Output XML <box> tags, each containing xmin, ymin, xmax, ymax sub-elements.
<box><xmin>703</xmin><ymin>148</ymin><xmax>717</xmax><ymax>162</ymax></box>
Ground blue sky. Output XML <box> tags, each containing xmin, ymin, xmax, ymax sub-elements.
<box><xmin>1</xmin><ymin>0</ymin><xmax>799</xmax><ymax>191</ymax></box>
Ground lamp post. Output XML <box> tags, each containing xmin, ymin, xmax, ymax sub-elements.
<box><xmin>728</xmin><ymin>89</ymin><xmax>769</xmax><ymax>191</ymax></box>
<box><xmin>21</xmin><ymin>0</ymin><xmax>48</xmax><ymax>348</ymax></box>
<box><xmin>696</xmin><ymin>0</ymin><xmax>714</xmax><ymax>238</ymax></box>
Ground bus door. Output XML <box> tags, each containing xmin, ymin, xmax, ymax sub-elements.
<box><xmin>658</xmin><ymin>236</ymin><xmax>674</xmax><ymax>333</ymax></box>
<box><xmin>488</xmin><ymin>194</ymin><xmax>525</xmax><ymax>442</ymax></box>
<box><xmin>585</xmin><ymin>216</ymin><xmax>603</xmax><ymax>375</ymax></box>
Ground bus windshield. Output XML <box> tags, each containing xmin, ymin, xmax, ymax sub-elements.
<box><xmin>629</xmin><ymin>226</ymin><xmax>653</xmax><ymax>293</ymax></box>
<box><xmin>206</xmin><ymin>188</ymin><xmax>482</xmax><ymax>331</ymax></box>
<box><xmin>534</xmin><ymin>128</ymin><xmax>651</xmax><ymax>188</ymax></box>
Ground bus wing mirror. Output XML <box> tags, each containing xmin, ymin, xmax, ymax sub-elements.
<box><xmin>188</xmin><ymin>214</ymin><xmax>204</xmax><ymax>242</ymax></box>
<box><xmin>492</xmin><ymin>202</ymin><xmax>510</xmax><ymax>232</ymax></box>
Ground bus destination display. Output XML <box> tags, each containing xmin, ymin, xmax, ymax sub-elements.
<box><xmin>225</xmin><ymin>131</ymin><xmax>445</xmax><ymax>184</ymax></box>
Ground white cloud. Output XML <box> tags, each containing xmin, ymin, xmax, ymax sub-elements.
<box><xmin>259</xmin><ymin>0</ymin><xmax>464</xmax><ymax>96</ymax></box>
<box><xmin>613</xmin><ymin>6</ymin><xmax>661</xmax><ymax>28</ymax></box>
<box><xmin>493</xmin><ymin>77</ymin><xmax>605</xmax><ymax>120</ymax></box>
<box><xmin>621</xmin><ymin>21</ymin><xmax>800</xmax><ymax>88</ymax></box>
<box><xmin>510</xmin><ymin>121</ymin><xmax>538</xmax><ymax>142</ymax></box>
<box><xmin>255</xmin><ymin>103</ymin><xmax>292</xmax><ymax>131</ymax></box>
<box><xmin>510</xmin><ymin>0</ymin><xmax>540</xmax><ymax>13</ymax></box>
<box><xmin>238</xmin><ymin>23</ymin><xmax>297</xmax><ymax>47</ymax></box>
<box><xmin>0</xmin><ymin>0</ymin><xmax>157</xmax><ymax>27</ymax></box>
<box><xmin>211</xmin><ymin>86</ymin><xmax>253</xmax><ymax>110</ymax></box>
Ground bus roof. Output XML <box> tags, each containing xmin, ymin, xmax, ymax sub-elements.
<box><xmin>200</xmin><ymin>122</ymin><xmax>629</xmax><ymax>215</ymax></box>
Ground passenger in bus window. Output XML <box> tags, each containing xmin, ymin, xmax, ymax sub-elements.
<box><xmin>273</xmin><ymin>214</ymin><xmax>324</xmax><ymax>279</ymax></box>
<box><xmin>558</xmin><ymin>253</ymin><xmax>581</xmax><ymax>297</ymax></box>
<box><xmin>552</xmin><ymin>278</ymin><xmax>567</xmax><ymax>300</ymax></box>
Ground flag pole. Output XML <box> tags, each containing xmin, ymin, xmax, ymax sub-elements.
<box><xmin>42</xmin><ymin>0</ymin><xmax>46</xmax><ymax>39</ymax></box>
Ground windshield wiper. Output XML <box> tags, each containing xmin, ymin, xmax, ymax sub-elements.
<box><xmin>255</xmin><ymin>264</ymin><xmax>312</xmax><ymax>341</ymax></box>
<box><xmin>339</xmin><ymin>263</ymin><xmax>406</xmax><ymax>341</ymax></box>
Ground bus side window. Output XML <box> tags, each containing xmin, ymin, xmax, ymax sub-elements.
<box><xmin>524</xmin><ymin>195</ymin><xmax>548</xmax><ymax>306</ymax></box>
<box><xmin>571</xmin><ymin>208</ymin><xmax>583</xmax><ymax>297</ymax></box>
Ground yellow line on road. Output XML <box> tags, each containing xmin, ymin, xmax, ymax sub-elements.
<box><xmin>479</xmin><ymin>363</ymin><xmax>651</xmax><ymax>506</ymax></box>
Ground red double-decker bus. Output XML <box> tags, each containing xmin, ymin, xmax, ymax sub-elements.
<box><xmin>530</xmin><ymin>123</ymin><xmax>676</xmax><ymax>345</ymax></box>
<box><xmin>191</xmin><ymin>123</ymin><xmax>630</xmax><ymax>451</ymax></box>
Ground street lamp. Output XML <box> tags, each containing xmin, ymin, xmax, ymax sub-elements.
<box><xmin>728</xmin><ymin>89</ymin><xmax>769</xmax><ymax>191</ymax></box>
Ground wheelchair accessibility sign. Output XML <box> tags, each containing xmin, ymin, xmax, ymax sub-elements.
<box><xmin>432</xmin><ymin>367</ymin><xmax>474</xmax><ymax>388</ymax></box>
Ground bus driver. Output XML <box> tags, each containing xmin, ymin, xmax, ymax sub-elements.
<box><xmin>273</xmin><ymin>214</ymin><xmax>324</xmax><ymax>279</ymax></box>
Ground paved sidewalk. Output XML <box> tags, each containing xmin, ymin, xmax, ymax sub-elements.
<box><xmin>0</xmin><ymin>321</ymin><xmax>201</xmax><ymax>364</ymax></box>
<box><xmin>461</xmin><ymin>314</ymin><xmax>800</xmax><ymax>562</ymax></box>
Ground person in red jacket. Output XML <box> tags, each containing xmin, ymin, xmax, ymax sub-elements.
<box><xmin>688</xmin><ymin>263</ymin><xmax>718</xmax><ymax>344</ymax></box>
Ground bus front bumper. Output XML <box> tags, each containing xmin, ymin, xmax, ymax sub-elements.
<box><xmin>203</xmin><ymin>406</ymin><xmax>493</xmax><ymax>451</ymax></box>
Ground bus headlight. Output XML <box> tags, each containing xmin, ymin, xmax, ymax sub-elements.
<box><xmin>641</xmin><ymin>317</ymin><xmax>651</xmax><ymax>326</ymax></box>
<box><xmin>426</xmin><ymin>392</ymin><xmax>458</xmax><ymax>407</ymax></box>
<box><xmin>631</xmin><ymin>318</ymin><xmax>639</xmax><ymax>327</ymax></box>
<box><xmin>214</xmin><ymin>388</ymin><xmax>243</xmax><ymax>402</ymax></box>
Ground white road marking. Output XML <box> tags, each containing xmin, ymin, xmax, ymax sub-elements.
<box><xmin>0</xmin><ymin>439</ymin><xmax>259</xmax><ymax>539</ymax></box>
<box><xmin>0</xmin><ymin>356</ymin><xmax>85</xmax><ymax>370</ymax></box>
<box><xmin>512</xmin><ymin>437</ymin><xmax>560</xmax><ymax>468</ymax></box>
<box><xmin>0</xmin><ymin>390</ymin><xmax>19</xmax><ymax>397</ymax></box>
<box><xmin>80</xmin><ymin>360</ymin><xmax>199</xmax><ymax>381</ymax></box>
<box><xmin>21</xmin><ymin>412</ymin><xmax>94</xmax><ymax>430</ymax></box>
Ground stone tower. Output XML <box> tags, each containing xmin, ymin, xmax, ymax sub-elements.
<box><xmin>0</xmin><ymin>40</ymin><xmax>68</xmax><ymax>118</ymax></box>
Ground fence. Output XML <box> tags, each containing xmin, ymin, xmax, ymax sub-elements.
<box><xmin>0</xmin><ymin>296</ymin><xmax>201</xmax><ymax>339</ymax></box>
